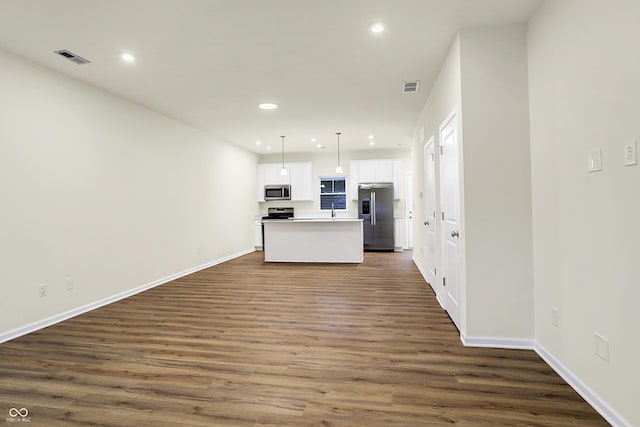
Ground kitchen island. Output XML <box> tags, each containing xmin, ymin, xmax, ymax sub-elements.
<box><xmin>263</xmin><ymin>218</ymin><xmax>364</xmax><ymax>263</ymax></box>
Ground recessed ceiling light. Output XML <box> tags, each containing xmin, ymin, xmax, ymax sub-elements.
<box><xmin>368</xmin><ymin>135</ymin><xmax>374</xmax><ymax>139</ymax></box>
<box><xmin>316</xmin><ymin>144</ymin><xmax>326</xmax><ymax>149</ymax></box>
<box><xmin>311</xmin><ymin>138</ymin><xmax>316</xmax><ymax>143</ymax></box>
<box><xmin>256</xmin><ymin>140</ymin><xmax>262</xmax><ymax>145</ymax></box>
<box><xmin>265</xmin><ymin>146</ymin><xmax>271</xmax><ymax>151</ymax></box>
<box><xmin>369</xmin><ymin>141</ymin><xmax>376</xmax><ymax>146</ymax></box>
<box><xmin>369</xmin><ymin>22</ymin><xmax>385</xmax><ymax>33</ymax></box>
<box><xmin>258</xmin><ymin>103</ymin><xmax>278</xmax><ymax>110</ymax></box>
<box><xmin>121</xmin><ymin>53</ymin><xmax>135</xmax><ymax>63</ymax></box>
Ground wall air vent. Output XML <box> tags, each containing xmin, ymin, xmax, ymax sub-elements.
<box><xmin>402</xmin><ymin>80</ymin><xmax>420</xmax><ymax>93</ymax></box>
<box><xmin>54</xmin><ymin>50</ymin><xmax>91</xmax><ymax>65</ymax></box>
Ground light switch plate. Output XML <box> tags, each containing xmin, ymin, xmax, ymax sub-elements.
<box><xmin>551</xmin><ymin>307</ymin><xmax>559</xmax><ymax>328</ymax></box>
<box><xmin>625</xmin><ymin>139</ymin><xmax>637</xmax><ymax>166</ymax></box>
<box><xmin>588</xmin><ymin>149</ymin><xmax>602</xmax><ymax>172</ymax></box>
<box><xmin>594</xmin><ymin>332</ymin><xmax>609</xmax><ymax>362</ymax></box>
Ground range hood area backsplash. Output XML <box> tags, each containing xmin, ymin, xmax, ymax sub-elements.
<box><xmin>259</xmin><ymin>198</ymin><xmax>360</xmax><ymax>219</ymax></box>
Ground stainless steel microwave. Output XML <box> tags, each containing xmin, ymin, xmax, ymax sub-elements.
<box><xmin>264</xmin><ymin>184</ymin><xmax>291</xmax><ymax>201</ymax></box>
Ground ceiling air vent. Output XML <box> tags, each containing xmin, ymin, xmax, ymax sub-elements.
<box><xmin>54</xmin><ymin>49</ymin><xmax>91</xmax><ymax>65</ymax></box>
<box><xmin>402</xmin><ymin>80</ymin><xmax>420</xmax><ymax>93</ymax></box>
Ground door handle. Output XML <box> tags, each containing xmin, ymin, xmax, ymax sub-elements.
<box><xmin>424</xmin><ymin>221</ymin><xmax>429</xmax><ymax>226</ymax></box>
<box><xmin>371</xmin><ymin>191</ymin><xmax>376</xmax><ymax>226</ymax></box>
<box><xmin>451</xmin><ymin>230</ymin><xmax>459</xmax><ymax>238</ymax></box>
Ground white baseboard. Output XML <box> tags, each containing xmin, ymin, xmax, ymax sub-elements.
<box><xmin>535</xmin><ymin>343</ymin><xmax>631</xmax><ymax>427</ymax></box>
<box><xmin>0</xmin><ymin>248</ymin><xmax>255</xmax><ymax>345</ymax></box>
<box><xmin>412</xmin><ymin>255</ymin><xmax>425</xmax><ymax>278</ymax></box>
<box><xmin>459</xmin><ymin>335</ymin><xmax>630</xmax><ymax>426</ymax></box>
<box><xmin>460</xmin><ymin>333</ymin><xmax>535</xmax><ymax>350</ymax></box>
<box><xmin>412</xmin><ymin>256</ymin><xmax>446</xmax><ymax>310</ymax></box>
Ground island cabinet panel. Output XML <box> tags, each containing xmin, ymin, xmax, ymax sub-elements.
<box><xmin>257</xmin><ymin>162</ymin><xmax>313</xmax><ymax>202</ymax></box>
<box><xmin>263</xmin><ymin>219</ymin><xmax>363</xmax><ymax>263</ymax></box>
<box><xmin>349</xmin><ymin>159</ymin><xmax>401</xmax><ymax>200</ymax></box>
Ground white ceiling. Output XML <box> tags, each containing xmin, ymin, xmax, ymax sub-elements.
<box><xmin>0</xmin><ymin>0</ymin><xmax>542</xmax><ymax>154</ymax></box>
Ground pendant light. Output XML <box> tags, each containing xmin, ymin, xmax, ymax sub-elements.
<box><xmin>335</xmin><ymin>132</ymin><xmax>344</xmax><ymax>174</ymax></box>
<box><xmin>280</xmin><ymin>135</ymin><xmax>288</xmax><ymax>176</ymax></box>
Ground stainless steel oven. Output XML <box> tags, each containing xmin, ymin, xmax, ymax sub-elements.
<box><xmin>264</xmin><ymin>184</ymin><xmax>291</xmax><ymax>201</ymax></box>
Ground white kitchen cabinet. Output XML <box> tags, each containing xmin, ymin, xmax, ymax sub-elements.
<box><xmin>254</xmin><ymin>218</ymin><xmax>263</xmax><ymax>250</ymax></box>
<box><xmin>376</xmin><ymin>161</ymin><xmax>394</xmax><ymax>182</ymax></box>
<box><xmin>258</xmin><ymin>162</ymin><xmax>313</xmax><ymax>202</ymax></box>
<box><xmin>349</xmin><ymin>159</ymin><xmax>402</xmax><ymax>200</ymax></box>
<box><xmin>358</xmin><ymin>160</ymin><xmax>376</xmax><ymax>183</ymax></box>
<box><xmin>289</xmin><ymin>162</ymin><xmax>313</xmax><ymax>201</ymax></box>
<box><xmin>262</xmin><ymin>163</ymin><xmax>290</xmax><ymax>186</ymax></box>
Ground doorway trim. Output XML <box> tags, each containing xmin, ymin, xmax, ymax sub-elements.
<box><xmin>438</xmin><ymin>107</ymin><xmax>463</xmax><ymax>332</ymax></box>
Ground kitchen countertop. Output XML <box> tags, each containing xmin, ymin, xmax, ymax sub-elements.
<box><xmin>261</xmin><ymin>217</ymin><xmax>363</xmax><ymax>222</ymax></box>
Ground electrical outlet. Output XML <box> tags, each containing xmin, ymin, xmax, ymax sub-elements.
<box><xmin>594</xmin><ymin>332</ymin><xmax>609</xmax><ymax>362</ymax></box>
<box><xmin>625</xmin><ymin>139</ymin><xmax>637</xmax><ymax>166</ymax></box>
<box><xmin>65</xmin><ymin>277</ymin><xmax>74</xmax><ymax>291</ymax></box>
<box><xmin>551</xmin><ymin>307</ymin><xmax>559</xmax><ymax>328</ymax></box>
<box><xmin>39</xmin><ymin>284</ymin><xmax>48</xmax><ymax>298</ymax></box>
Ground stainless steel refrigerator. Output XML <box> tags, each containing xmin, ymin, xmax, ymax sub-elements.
<box><xmin>358</xmin><ymin>183</ymin><xmax>394</xmax><ymax>251</ymax></box>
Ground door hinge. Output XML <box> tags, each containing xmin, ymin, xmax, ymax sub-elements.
<box><xmin>443</xmin><ymin>277</ymin><xmax>446</xmax><ymax>287</ymax></box>
<box><xmin>434</xmin><ymin>267</ymin><xmax>437</xmax><ymax>276</ymax></box>
<box><xmin>440</xmin><ymin>145</ymin><xmax>443</xmax><ymax>155</ymax></box>
<box><xmin>441</xmin><ymin>211</ymin><xmax>444</xmax><ymax>220</ymax></box>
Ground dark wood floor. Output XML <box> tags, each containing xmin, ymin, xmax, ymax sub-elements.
<box><xmin>0</xmin><ymin>251</ymin><xmax>607</xmax><ymax>426</ymax></box>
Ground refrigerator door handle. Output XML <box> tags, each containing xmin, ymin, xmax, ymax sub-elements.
<box><xmin>371</xmin><ymin>191</ymin><xmax>376</xmax><ymax>226</ymax></box>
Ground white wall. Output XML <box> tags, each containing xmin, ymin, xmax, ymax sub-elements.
<box><xmin>459</xmin><ymin>25</ymin><xmax>533</xmax><ymax>339</ymax></box>
<box><xmin>528</xmin><ymin>1</ymin><xmax>640</xmax><ymax>425</ymax></box>
<box><xmin>410</xmin><ymin>35</ymin><xmax>462</xmax><ymax>309</ymax></box>
<box><xmin>0</xmin><ymin>48</ymin><xmax>258</xmax><ymax>338</ymax></box>
<box><xmin>411</xmin><ymin>27</ymin><xmax>533</xmax><ymax>341</ymax></box>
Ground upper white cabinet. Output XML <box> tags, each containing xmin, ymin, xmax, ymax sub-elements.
<box><xmin>376</xmin><ymin>161</ymin><xmax>394</xmax><ymax>182</ymax></box>
<box><xmin>349</xmin><ymin>159</ymin><xmax>401</xmax><ymax>200</ymax></box>
<box><xmin>357</xmin><ymin>161</ymin><xmax>376</xmax><ymax>183</ymax></box>
<box><xmin>288</xmin><ymin>163</ymin><xmax>314</xmax><ymax>201</ymax></box>
<box><xmin>262</xmin><ymin>164</ymin><xmax>290</xmax><ymax>186</ymax></box>
<box><xmin>257</xmin><ymin>162</ymin><xmax>313</xmax><ymax>202</ymax></box>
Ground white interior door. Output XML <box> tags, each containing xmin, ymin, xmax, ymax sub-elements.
<box><xmin>439</xmin><ymin>112</ymin><xmax>462</xmax><ymax>331</ymax></box>
<box><xmin>405</xmin><ymin>173</ymin><xmax>413</xmax><ymax>249</ymax></box>
<box><xmin>423</xmin><ymin>138</ymin><xmax>437</xmax><ymax>288</ymax></box>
